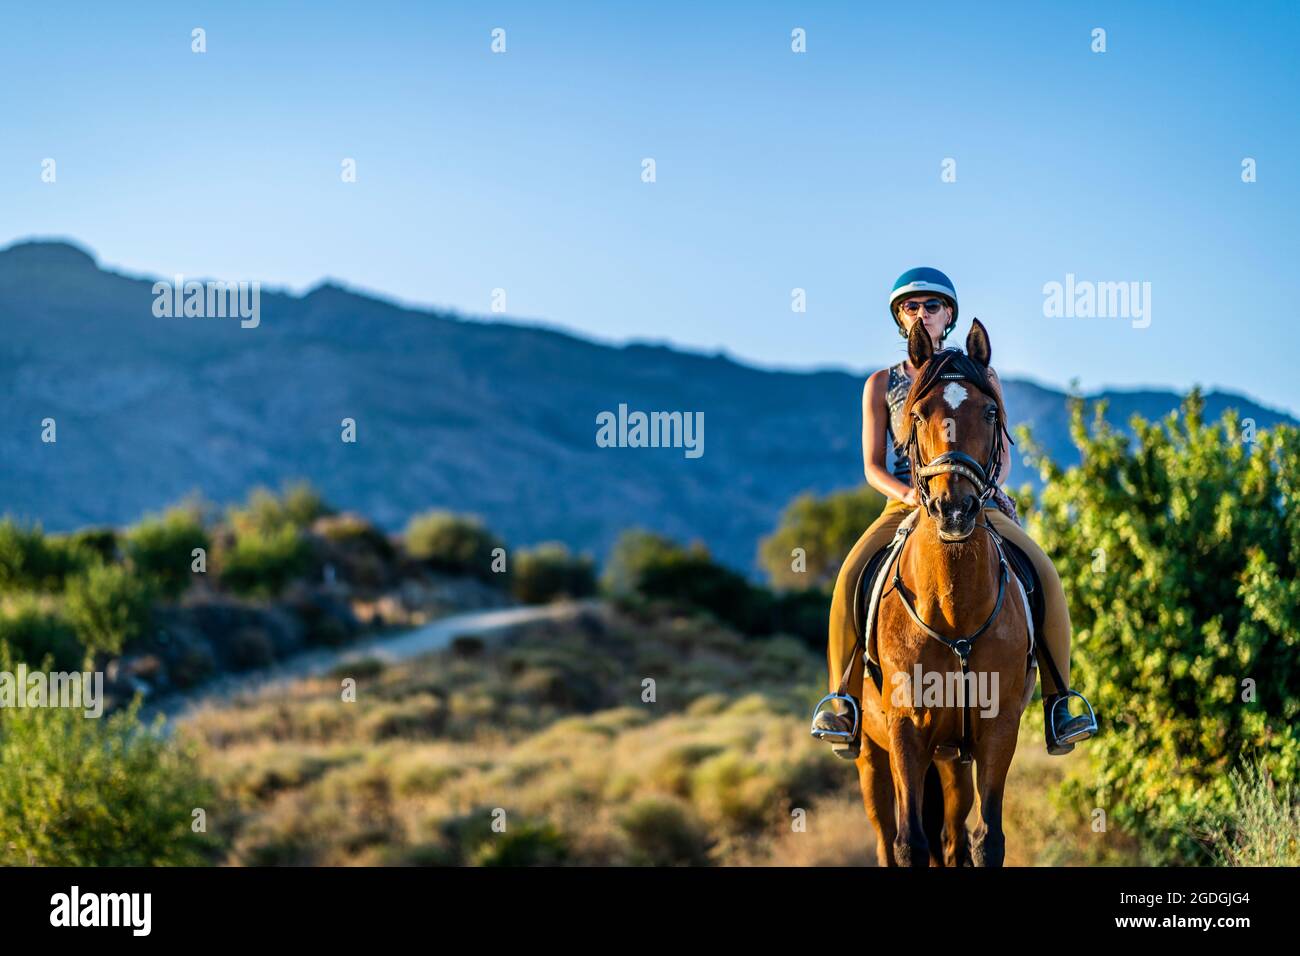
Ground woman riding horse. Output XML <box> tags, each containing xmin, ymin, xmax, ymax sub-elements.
<box><xmin>812</xmin><ymin>267</ymin><xmax>1097</xmax><ymax>758</ymax></box>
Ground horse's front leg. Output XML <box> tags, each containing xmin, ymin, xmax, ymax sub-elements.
<box><xmin>855</xmin><ymin>737</ymin><xmax>897</xmax><ymax>867</ymax></box>
<box><xmin>970</xmin><ymin>716</ymin><xmax>1018</xmax><ymax>867</ymax></box>
<box><xmin>886</xmin><ymin>715</ymin><xmax>931</xmax><ymax>868</ymax></box>
<box><xmin>936</xmin><ymin>758</ymin><xmax>975</xmax><ymax>866</ymax></box>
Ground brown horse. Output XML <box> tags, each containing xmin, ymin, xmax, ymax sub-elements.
<box><xmin>855</xmin><ymin>319</ymin><xmax>1036</xmax><ymax>867</ymax></box>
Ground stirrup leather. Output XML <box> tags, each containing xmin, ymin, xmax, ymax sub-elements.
<box><xmin>809</xmin><ymin>693</ymin><xmax>860</xmax><ymax>742</ymax></box>
<box><xmin>1049</xmin><ymin>690</ymin><xmax>1098</xmax><ymax>745</ymax></box>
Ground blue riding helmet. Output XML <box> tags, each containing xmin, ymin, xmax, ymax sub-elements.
<box><xmin>889</xmin><ymin>267</ymin><xmax>958</xmax><ymax>338</ymax></box>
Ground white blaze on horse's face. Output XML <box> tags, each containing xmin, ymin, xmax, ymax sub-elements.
<box><xmin>942</xmin><ymin>381</ymin><xmax>968</xmax><ymax>415</ymax></box>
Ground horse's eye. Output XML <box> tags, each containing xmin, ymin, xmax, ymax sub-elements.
<box><xmin>985</xmin><ymin>406</ymin><xmax>998</xmax><ymax>422</ymax></box>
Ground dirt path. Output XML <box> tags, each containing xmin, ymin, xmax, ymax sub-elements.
<box><xmin>145</xmin><ymin>599</ymin><xmax>601</xmax><ymax>727</ymax></box>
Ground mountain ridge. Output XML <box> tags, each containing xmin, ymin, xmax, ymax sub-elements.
<box><xmin>0</xmin><ymin>239</ymin><xmax>1291</xmax><ymax>573</ymax></box>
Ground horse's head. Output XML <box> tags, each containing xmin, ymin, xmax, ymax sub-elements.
<box><xmin>903</xmin><ymin>318</ymin><xmax>1012</xmax><ymax>542</ymax></box>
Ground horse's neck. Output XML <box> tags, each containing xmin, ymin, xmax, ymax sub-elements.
<box><xmin>900</xmin><ymin>517</ymin><xmax>999</xmax><ymax>626</ymax></box>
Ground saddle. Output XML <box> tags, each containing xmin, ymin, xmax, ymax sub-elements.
<box><xmin>854</xmin><ymin>515</ymin><xmax>1042</xmax><ymax>696</ymax></box>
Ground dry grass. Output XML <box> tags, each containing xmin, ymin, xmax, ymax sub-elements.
<box><xmin>182</xmin><ymin>603</ymin><xmax>1135</xmax><ymax>866</ymax></box>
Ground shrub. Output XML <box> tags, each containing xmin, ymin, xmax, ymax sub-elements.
<box><xmin>402</xmin><ymin>511</ymin><xmax>504</xmax><ymax>583</ymax></box>
<box><xmin>1019</xmin><ymin>390</ymin><xmax>1300</xmax><ymax>863</ymax></box>
<box><xmin>439</xmin><ymin>808</ymin><xmax>569</xmax><ymax>866</ymax></box>
<box><xmin>63</xmin><ymin>561</ymin><xmax>153</xmax><ymax>656</ymax></box>
<box><xmin>311</xmin><ymin>512</ymin><xmax>396</xmax><ymax>590</ymax></box>
<box><xmin>0</xmin><ymin>648</ymin><xmax>218</xmax><ymax>865</ymax></box>
<box><xmin>511</xmin><ymin>542</ymin><xmax>596</xmax><ymax>604</ymax></box>
<box><xmin>1199</xmin><ymin>760</ymin><xmax>1300</xmax><ymax>867</ymax></box>
<box><xmin>226</xmin><ymin>627</ymin><xmax>276</xmax><ymax>671</ymax></box>
<box><xmin>228</xmin><ymin>481</ymin><xmax>331</xmax><ymax>538</ymax></box>
<box><xmin>758</xmin><ymin>484</ymin><xmax>887</xmax><ymax>591</ymax></box>
<box><xmin>125</xmin><ymin>505</ymin><xmax>210</xmax><ymax>600</ymax></box>
<box><xmin>219</xmin><ymin>526</ymin><xmax>313</xmax><ymax>599</ymax></box>
<box><xmin>0</xmin><ymin>596</ymin><xmax>83</xmax><ymax>671</ymax></box>
<box><xmin>286</xmin><ymin>591</ymin><xmax>357</xmax><ymax>647</ymax></box>
<box><xmin>0</xmin><ymin>519</ymin><xmax>97</xmax><ymax>592</ymax></box>
<box><xmin>603</xmin><ymin>529</ymin><xmax>773</xmax><ymax>635</ymax></box>
<box><xmin>64</xmin><ymin>528</ymin><xmax>119</xmax><ymax>563</ymax></box>
<box><xmin>469</xmin><ymin>821</ymin><xmax>569</xmax><ymax>867</ymax></box>
<box><xmin>314</xmin><ymin>512</ymin><xmax>394</xmax><ymax>556</ymax></box>
<box><xmin>619</xmin><ymin>796</ymin><xmax>714</xmax><ymax>866</ymax></box>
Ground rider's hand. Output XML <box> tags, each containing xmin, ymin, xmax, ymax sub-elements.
<box><xmin>902</xmin><ymin>487</ymin><xmax>920</xmax><ymax>508</ymax></box>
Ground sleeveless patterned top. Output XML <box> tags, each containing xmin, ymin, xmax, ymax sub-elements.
<box><xmin>884</xmin><ymin>361</ymin><xmax>914</xmax><ymax>483</ymax></box>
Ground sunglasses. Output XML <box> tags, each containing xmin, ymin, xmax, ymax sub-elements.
<box><xmin>899</xmin><ymin>298</ymin><xmax>946</xmax><ymax>316</ymax></box>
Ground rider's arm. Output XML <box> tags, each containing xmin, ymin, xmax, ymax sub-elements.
<box><xmin>986</xmin><ymin>367</ymin><xmax>1012</xmax><ymax>484</ymax></box>
<box><xmin>862</xmin><ymin>370</ymin><xmax>915</xmax><ymax>503</ymax></box>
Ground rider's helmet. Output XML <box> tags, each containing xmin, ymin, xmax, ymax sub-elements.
<box><xmin>889</xmin><ymin>267</ymin><xmax>958</xmax><ymax>339</ymax></box>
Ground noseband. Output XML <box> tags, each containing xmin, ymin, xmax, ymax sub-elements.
<box><xmin>905</xmin><ymin>370</ymin><xmax>1015</xmax><ymax>514</ymax></box>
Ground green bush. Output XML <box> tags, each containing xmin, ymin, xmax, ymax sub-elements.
<box><xmin>63</xmin><ymin>562</ymin><xmax>153</xmax><ymax>656</ymax></box>
<box><xmin>0</xmin><ymin>519</ymin><xmax>97</xmax><ymax>592</ymax></box>
<box><xmin>758</xmin><ymin>484</ymin><xmax>887</xmax><ymax>591</ymax></box>
<box><xmin>403</xmin><ymin>511</ymin><xmax>504</xmax><ymax>583</ymax></box>
<box><xmin>511</xmin><ymin>542</ymin><xmax>596</xmax><ymax>604</ymax></box>
<box><xmin>469</xmin><ymin>821</ymin><xmax>569</xmax><ymax>866</ymax></box>
<box><xmin>0</xmin><ymin>648</ymin><xmax>218</xmax><ymax>866</ymax></box>
<box><xmin>228</xmin><ymin>481</ymin><xmax>330</xmax><ymax>538</ymax></box>
<box><xmin>63</xmin><ymin>528</ymin><xmax>119</xmax><ymax>563</ymax></box>
<box><xmin>603</xmin><ymin>529</ymin><xmax>773</xmax><ymax>635</ymax></box>
<box><xmin>1019</xmin><ymin>390</ymin><xmax>1300</xmax><ymax>863</ymax></box>
<box><xmin>125</xmin><ymin>505</ymin><xmax>211</xmax><ymax>600</ymax></box>
<box><xmin>0</xmin><ymin>597</ymin><xmax>83</xmax><ymax>671</ymax></box>
<box><xmin>315</xmin><ymin>512</ymin><xmax>394</xmax><ymax>556</ymax></box>
<box><xmin>219</xmin><ymin>526</ymin><xmax>313</xmax><ymax>599</ymax></box>
<box><xmin>439</xmin><ymin>808</ymin><xmax>569</xmax><ymax>866</ymax></box>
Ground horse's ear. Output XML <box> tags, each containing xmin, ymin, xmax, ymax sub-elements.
<box><xmin>907</xmin><ymin>319</ymin><xmax>933</xmax><ymax>369</ymax></box>
<box><xmin>966</xmin><ymin>318</ymin><xmax>992</xmax><ymax>367</ymax></box>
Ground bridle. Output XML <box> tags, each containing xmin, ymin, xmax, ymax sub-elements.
<box><xmin>904</xmin><ymin>369</ymin><xmax>1015</xmax><ymax>515</ymax></box>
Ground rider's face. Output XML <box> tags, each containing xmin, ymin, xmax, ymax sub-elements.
<box><xmin>899</xmin><ymin>296</ymin><xmax>951</xmax><ymax>346</ymax></box>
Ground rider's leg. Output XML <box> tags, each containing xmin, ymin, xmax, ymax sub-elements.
<box><xmin>825</xmin><ymin>498</ymin><xmax>912</xmax><ymax>700</ymax></box>
<box><xmin>983</xmin><ymin>511</ymin><xmax>1070</xmax><ymax>694</ymax></box>
<box><xmin>985</xmin><ymin>508</ymin><xmax>1096</xmax><ymax>752</ymax></box>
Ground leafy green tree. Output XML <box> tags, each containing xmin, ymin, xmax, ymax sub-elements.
<box><xmin>125</xmin><ymin>505</ymin><xmax>211</xmax><ymax>600</ymax></box>
<box><xmin>758</xmin><ymin>485</ymin><xmax>887</xmax><ymax>591</ymax></box>
<box><xmin>62</xmin><ymin>562</ymin><xmax>153</xmax><ymax>656</ymax></box>
<box><xmin>403</xmin><ymin>511</ymin><xmax>504</xmax><ymax>583</ymax></box>
<box><xmin>1018</xmin><ymin>389</ymin><xmax>1299</xmax><ymax>863</ymax></box>
<box><xmin>511</xmin><ymin>542</ymin><xmax>597</xmax><ymax>604</ymax></box>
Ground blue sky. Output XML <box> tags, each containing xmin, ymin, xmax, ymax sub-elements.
<box><xmin>2</xmin><ymin>1</ymin><xmax>1297</xmax><ymax>413</ymax></box>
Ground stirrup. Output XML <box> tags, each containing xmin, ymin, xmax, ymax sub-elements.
<box><xmin>809</xmin><ymin>693</ymin><xmax>860</xmax><ymax>743</ymax></box>
<box><xmin>1049</xmin><ymin>690</ymin><xmax>1098</xmax><ymax>747</ymax></box>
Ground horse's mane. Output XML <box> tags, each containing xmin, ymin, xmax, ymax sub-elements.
<box><xmin>904</xmin><ymin>348</ymin><xmax>1006</xmax><ymax>427</ymax></box>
